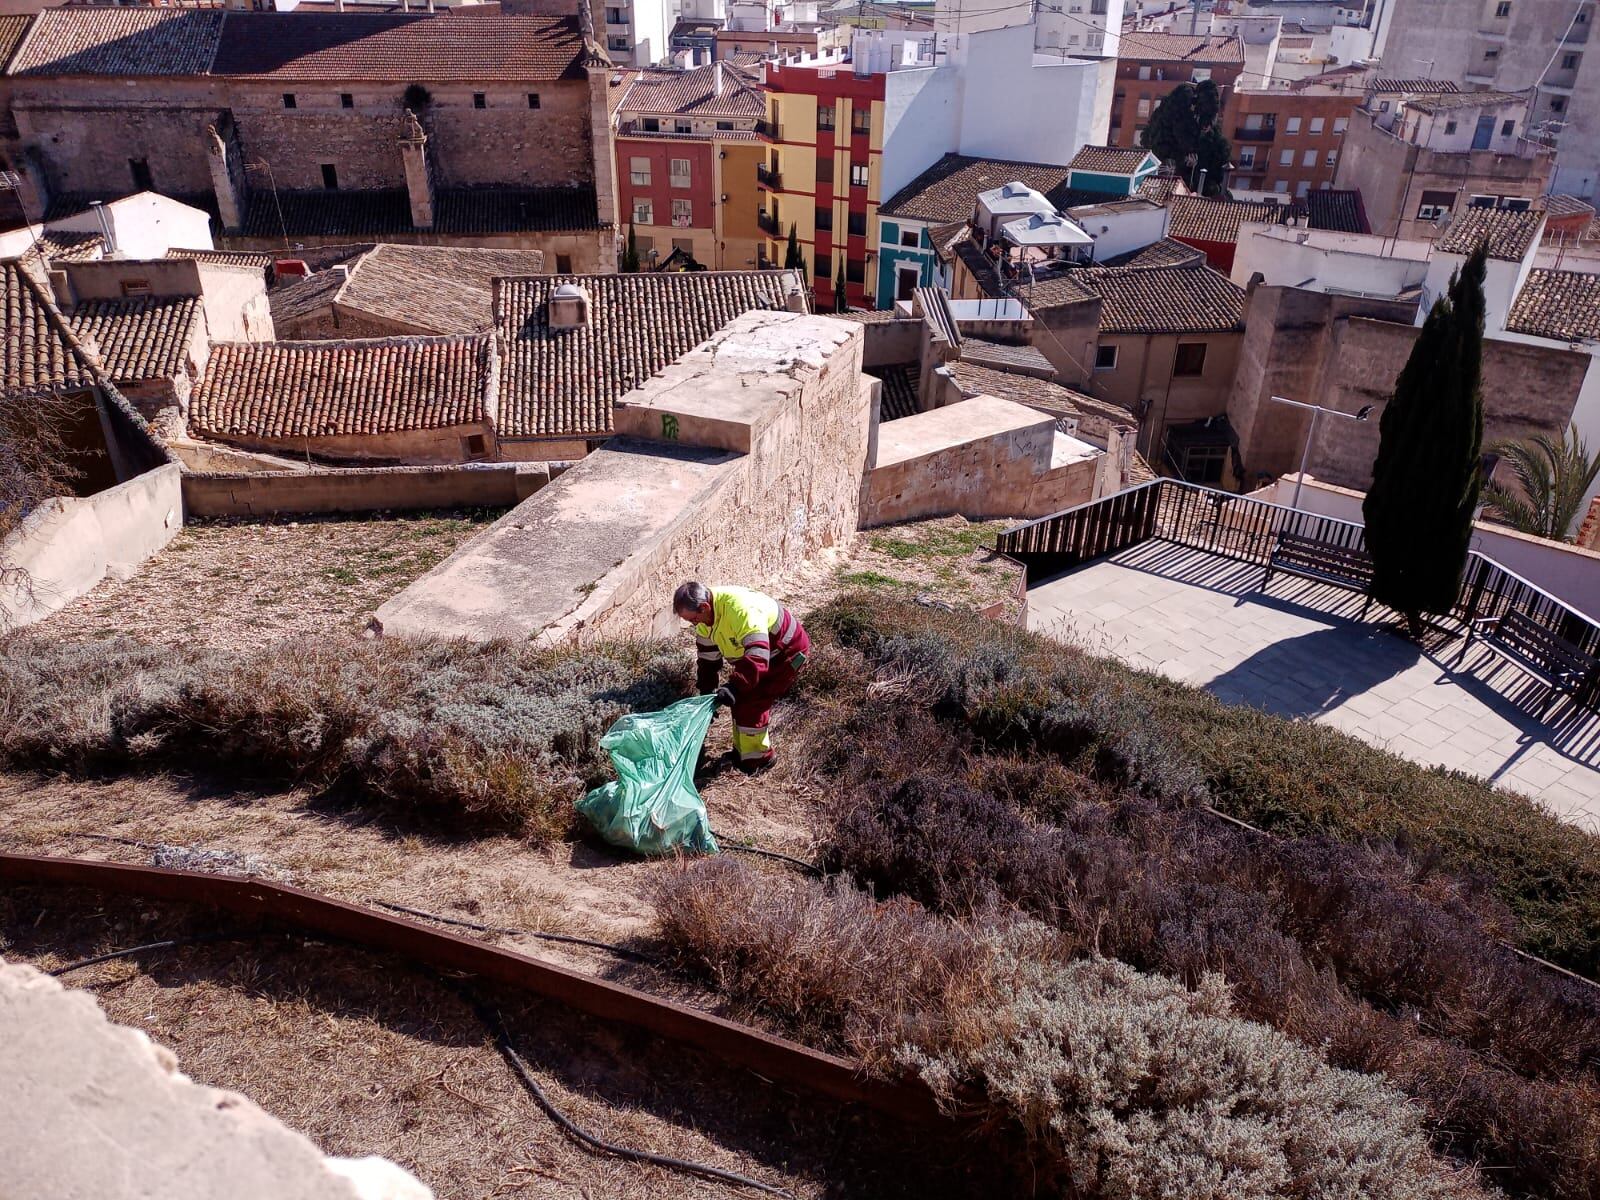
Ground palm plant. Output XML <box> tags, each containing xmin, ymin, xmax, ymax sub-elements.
<box><xmin>1482</xmin><ymin>423</ymin><xmax>1600</xmax><ymax>542</ymax></box>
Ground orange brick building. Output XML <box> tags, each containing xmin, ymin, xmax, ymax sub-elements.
<box><xmin>1109</xmin><ymin>31</ymin><xmax>1245</xmax><ymax>151</ymax></box>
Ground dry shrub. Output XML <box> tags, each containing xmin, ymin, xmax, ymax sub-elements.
<box><xmin>654</xmin><ymin>859</ymin><xmax>1484</xmax><ymax>1200</ymax></box>
<box><xmin>0</xmin><ymin>634</ymin><xmax>689</xmax><ymax>838</ymax></box>
<box><xmin>807</xmin><ymin>593</ymin><xmax>1600</xmax><ymax>979</ymax></box>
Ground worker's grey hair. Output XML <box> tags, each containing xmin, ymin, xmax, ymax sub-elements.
<box><xmin>673</xmin><ymin>581</ymin><xmax>712</xmax><ymax>615</ymax></box>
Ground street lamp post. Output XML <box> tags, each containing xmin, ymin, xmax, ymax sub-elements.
<box><xmin>1267</xmin><ymin>395</ymin><xmax>1375</xmax><ymax>510</ymax></box>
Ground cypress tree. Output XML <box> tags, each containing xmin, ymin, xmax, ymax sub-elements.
<box><xmin>621</xmin><ymin>224</ymin><xmax>640</xmax><ymax>273</ymax></box>
<box><xmin>785</xmin><ymin>223</ymin><xmax>804</xmax><ymax>276</ymax></box>
<box><xmin>833</xmin><ymin>255</ymin><xmax>847</xmax><ymax>313</ymax></box>
<box><xmin>1363</xmin><ymin>245</ymin><xmax>1487</xmax><ymax>638</ymax></box>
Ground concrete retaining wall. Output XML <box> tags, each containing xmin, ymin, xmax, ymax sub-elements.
<box><xmin>184</xmin><ymin>463</ymin><xmax>566</xmax><ymax>517</ymax></box>
<box><xmin>1</xmin><ymin>464</ymin><xmax>182</xmax><ymax>629</ymax></box>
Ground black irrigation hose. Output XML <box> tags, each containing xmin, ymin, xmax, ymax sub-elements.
<box><xmin>368</xmin><ymin>899</ymin><xmax>660</xmax><ymax>965</ymax></box>
<box><xmin>722</xmin><ymin>842</ymin><xmax>823</xmax><ymax>877</ymax></box>
<box><xmin>45</xmin><ymin>926</ymin><xmax>797</xmax><ymax>1198</ymax></box>
<box><xmin>468</xmin><ymin>994</ymin><xmax>798</xmax><ymax>1199</ymax></box>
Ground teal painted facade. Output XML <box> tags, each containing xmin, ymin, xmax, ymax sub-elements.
<box><xmin>874</xmin><ymin>218</ymin><xmax>938</xmax><ymax>309</ymax></box>
<box><xmin>1067</xmin><ymin>155</ymin><xmax>1160</xmax><ymax>198</ymax></box>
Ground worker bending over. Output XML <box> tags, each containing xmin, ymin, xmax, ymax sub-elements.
<box><xmin>672</xmin><ymin>581</ymin><xmax>809</xmax><ymax>771</ymax></box>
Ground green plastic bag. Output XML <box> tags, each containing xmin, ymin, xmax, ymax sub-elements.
<box><xmin>576</xmin><ymin>693</ymin><xmax>720</xmax><ymax>856</ymax></box>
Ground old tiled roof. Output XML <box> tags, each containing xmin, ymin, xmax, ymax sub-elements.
<box><xmin>1506</xmin><ymin>269</ymin><xmax>1600</xmax><ymax>341</ymax></box>
<box><xmin>1099</xmin><ymin>237</ymin><xmax>1206</xmax><ymax>268</ymax></box>
<box><xmin>239</xmin><ymin>186</ymin><xmax>602</xmax><ymax>240</ymax></box>
<box><xmin>866</xmin><ymin>364</ymin><xmax>919</xmax><ymax>420</ymax></box>
<box><xmin>67</xmin><ymin>296</ymin><xmax>202</xmax><ymax>384</ymax></box>
<box><xmin>959</xmin><ymin>337</ymin><xmax>1054</xmax><ymax>375</ymax></box>
<box><xmin>165</xmin><ymin>247</ymin><xmax>274</xmax><ymax>272</ymax></box>
<box><xmin>1</xmin><ymin>259</ymin><xmax>94</xmax><ymax>397</ymax></box>
<box><xmin>270</xmin><ymin>268</ymin><xmax>349</xmax><ymax>328</ymax></box>
<box><xmin>1021</xmin><ymin>264</ymin><xmax>1245</xmax><ymax>333</ymax></box>
<box><xmin>29</xmin><ymin>230</ymin><xmax>105</xmax><ymax>264</ymax></box>
<box><xmin>192</xmin><ymin>335</ymin><xmax>493</xmax><ymax>439</ymax></box>
<box><xmin>334</xmin><ymin>243</ymin><xmax>548</xmax><ymax>335</ymax></box>
<box><xmin>1118</xmin><ymin>30</ymin><xmax>1243</xmax><ymax>64</ymax></box>
<box><xmin>1067</xmin><ymin>146</ymin><xmax>1155</xmax><ymax>175</ymax></box>
<box><xmin>1370</xmin><ymin>77</ymin><xmax>1460</xmax><ymax>93</ymax></box>
<box><xmin>1301</xmin><ymin>188</ymin><xmax>1368</xmax><ymax>233</ymax></box>
<box><xmin>952</xmin><ymin>235</ymin><xmax>1004</xmax><ymax>295</ymax></box>
<box><xmin>0</xmin><ymin>14</ymin><xmax>32</xmax><ymax>71</ymax></box>
<box><xmin>616</xmin><ymin>61</ymin><xmax>764</xmax><ymax>118</ymax></box>
<box><xmin>880</xmin><ymin>154</ymin><xmax>1072</xmax><ymax>223</ymax></box>
<box><xmin>1406</xmin><ymin>89</ymin><xmax>1527</xmax><ymax>114</ymax></box>
<box><xmin>9</xmin><ymin>9</ymin><xmax>224</xmax><ymax>77</ymax></box>
<box><xmin>1138</xmin><ymin>174</ymin><xmax>1182</xmax><ymax>205</ymax></box>
<box><xmin>1435</xmin><ymin>206</ymin><xmax>1544</xmax><ymax>261</ymax></box>
<box><xmin>494</xmin><ymin>271</ymin><xmax>799</xmax><ymax>439</ymax></box>
<box><xmin>212</xmin><ymin>12</ymin><xmax>588</xmax><ymax>81</ymax></box>
<box><xmin>1168</xmin><ymin>194</ymin><xmax>1287</xmax><ymax>243</ymax></box>
<box><xmin>1542</xmin><ymin>194</ymin><xmax>1596</xmax><ymax>220</ymax></box>
<box><xmin>606</xmin><ymin>68</ymin><xmax>640</xmax><ymax>115</ymax></box>
<box><xmin>946</xmin><ymin>360</ymin><xmax>1135</xmax><ymax>440</ymax></box>
<box><xmin>832</xmin><ymin>307</ymin><xmax>908</xmax><ymax>323</ymax></box>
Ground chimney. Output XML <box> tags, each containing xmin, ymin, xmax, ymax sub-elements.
<box><xmin>549</xmin><ymin>282</ymin><xmax>592</xmax><ymax>328</ymax></box>
<box><xmin>715</xmin><ymin>60</ymin><xmax>724</xmax><ymax>96</ymax></box>
<box><xmin>204</xmin><ymin>119</ymin><xmax>245</xmax><ymax>234</ymax></box>
<box><xmin>88</xmin><ymin>200</ymin><xmax>116</xmax><ymax>257</ymax></box>
<box><xmin>783</xmin><ymin>272</ymin><xmax>807</xmax><ymax>311</ymax></box>
<box><xmin>398</xmin><ymin>111</ymin><xmax>435</xmax><ymax>230</ymax></box>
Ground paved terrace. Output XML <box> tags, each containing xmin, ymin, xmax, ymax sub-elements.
<box><xmin>1027</xmin><ymin>541</ymin><xmax>1600</xmax><ymax>830</ymax></box>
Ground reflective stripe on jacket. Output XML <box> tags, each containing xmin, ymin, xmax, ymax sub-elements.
<box><xmin>694</xmin><ymin>585</ymin><xmax>803</xmax><ymax>695</ymax></box>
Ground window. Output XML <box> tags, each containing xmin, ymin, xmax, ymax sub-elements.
<box><xmin>1273</xmin><ymin>179</ymin><xmax>1289</xmax><ymax>192</ymax></box>
<box><xmin>816</xmin><ymin>206</ymin><xmax>833</xmax><ymax>231</ymax></box>
<box><xmin>635</xmin><ymin>234</ymin><xmax>654</xmax><ymax>254</ymax></box>
<box><xmin>282</xmin><ymin>92</ymin><xmax>297</xmax><ymax>109</ymax></box>
<box><xmin>1417</xmin><ymin>189</ymin><xmax>1455</xmax><ymax>219</ymax></box>
<box><xmin>851</xmin><ymin>106</ymin><xmax>871</xmax><ymax>134</ymax></box>
<box><xmin>1495</xmin><ymin>0</ymin><xmax>1511</xmax><ymax>14</ymax></box>
<box><xmin>556</xmin><ymin>254</ymin><xmax>572</xmax><ymax>272</ymax></box>
<box><xmin>630</xmin><ymin>156</ymin><xmax>651</xmax><ymax>185</ymax></box>
<box><xmin>816</xmin><ymin>156</ymin><xmax>834</xmax><ymax>184</ymax></box>
<box><xmin>1501</xmin><ymin>118</ymin><xmax>1515</xmax><ymax>136</ymax></box>
<box><xmin>320</xmin><ymin>163</ymin><xmax>338</xmax><ymax>190</ymax></box>
<box><xmin>1138</xmin><ymin>66</ymin><xmax>1151</xmax><ymax>80</ymax></box>
<box><xmin>1378</xmin><ymin>99</ymin><xmax>1391</xmax><ymax>112</ymax></box>
<box><xmin>464</xmin><ymin>434</ymin><xmax>488</xmax><ymax>458</ymax></box>
<box><xmin>1485</xmin><ymin>47</ymin><xmax>1500</xmax><ymax>59</ymax></box>
<box><xmin>1302</xmin><ymin>149</ymin><xmax>1316</xmax><ymax>167</ymax></box>
<box><xmin>673</xmin><ymin>237</ymin><xmax>695</xmax><ymax>254</ymax></box>
<box><xmin>850</xmin><ymin>163</ymin><xmax>869</xmax><ymax>187</ymax></box>
<box><xmin>1296</xmin><ymin>180</ymin><xmax>1311</xmax><ymax>197</ymax></box>
<box><xmin>1286</xmin><ymin>116</ymin><xmax>1302</xmax><ymax>134</ymax></box>
<box><xmin>1552</xmin><ymin>96</ymin><xmax>1568</xmax><ymax>112</ymax></box>
<box><xmin>1468</xmin><ymin>193</ymin><xmax>1498</xmax><ymax>208</ymax></box>
<box><xmin>641</xmin><ymin>117</ymin><xmax>660</xmax><ymax>132</ymax></box>
<box><xmin>1279</xmin><ymin>149</ymin><xmax>1294</xmax><ymax>165</ymax></box>
<box><xmin>128</xmin><ymin>157</ymin><xmax>152</xmax><ymax>191</ymax></box>
<box><xmin>1172</xmin><ymin>342</ymin><xmax>1207</xmax><ymax>377</ymax></box>
<box><xmin>846</xmin><ymin>258</ymin><xmax>864</xmax><ymax>283</ymax></box>
<box><xmin>900</xmin><ymin>228</ymin><xmax>919</xmax><ymax>247</ymax></box>
<box><xmin>1179</xmin><ymin>443</ymin><xmax>1227</xmax><ymax>484</ymax></box>
<box><xmin>675</xmin><ymin>119</ymin><xmax>691</xmax><ymax>133</ymax></box>
<box><xmin>473</xmin><ymin>93</ymin><xmax>487</xmax><ymax>109</ymax></box>
<box><xmin>1238</xmin><ymin>147</ymin><xmax>1257</xmax><ymax>168</ymax></box>
<box><xmin>670</xmin><ymin>157</ymin><xmax>691</xmax><ymax>186</ymax></box>
<box><xmin>633</xmin><ymin>199</ymin><xmax>653</xmax><ymax>224</ymax></box>
<box><xmin>119</xmin><ymin>278</ymin><xmax>150</xmax><ymax>297</ymax></box>
<box><xmin>1326</xmin><ymin>149</ymin><xmax>1338</xmax><ymax>167</ymax></box>
<box><xmin>716</xmin><ymin>120</ymin><xmax>733</xmax><ymax>130</ymax></box>
<box><xmin>817</xmin><ymin>104</ymin><xmax>835</xmax><ymax>131</ymax></box>
<box><xmin>605</xmin><ymin>6</ymin><xmax>622</xmax><ymax>21</ymax></box>
<box><xmin>1502</xmin><ymin>197</ymin><xmax>1532</xmax><ymax>211</ymax></box>
<box><xmin>1333</xmin><ymin>116</ymin><xmax>1348</xmax><ymax>134</ymax></box>
<box><xmin>1137</xmin><ymin>97</ymin><xmax>1151</xmax><ymax>117</ymax></box>
<box><xmin>1094</xmin><ymin>344</ymin><xmax>1118</xmax><ymax>371</ymax></box>
<box><xmin>608</xmin><ymin>36</ymin><xmax>628</xmax><ymax>51</ymax></box>
<box><xmin>528</xmin><ymin>93</ymin><xmax>541</xmax><ymax>109</ymax></box>
<box><xmin>1309</xmin><ymin>116</ymin><xmax>1324</xmax><ymax>134</ymax></box>
<box><xmin>340</xmin><ymin>93</ymin><xmax>354</xmax><ymax>109</ymax></box>
<box><xmin>848</xmin><ymin>210</ymin><xmax>867</xmax><ymax>236</ymax></box>
<box><xmin>1192</xmin><ymin>67</ymin><xmax>1211</xmax><ymax>83</ymax></box>
<box><xmin>671</xmin><ymin>197</ymin><xmax>692</xmax><ymax>227</ymax></box>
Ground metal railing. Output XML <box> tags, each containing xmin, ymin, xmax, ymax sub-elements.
<box><xmin>756</xmin><ymin>163</ymin><xmax>783</xmax><ymax>189</ymax></box>
<box><xmin>757</xmin><ymin>208</ymin><xmax>781</xmax><ymax>236</ymax></box>
<box><xmin>755</xmin><ymin>118</ymin><xmax>783</xmax><ymax>140</ymax></box>
<box><xmin>997</xmin><ymin>478</ymin><xmax>1600</xmax><ymax>709</ymax></box>
<box><xmin>1233</xmin><ymin>126</ymin><xmax>1276</xmax><ymax>142</ymax></box>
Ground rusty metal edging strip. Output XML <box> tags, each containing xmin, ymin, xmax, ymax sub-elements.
<box><xmin>0</xmin><ymin>852</ymin><xmax>944</xmax><ymax>1123</ymax></box>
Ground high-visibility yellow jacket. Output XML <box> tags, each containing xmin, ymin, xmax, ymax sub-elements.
<box><xmin>694</xmin><ymin>585</ymin><xmax>803</xmax><ymax>695</ymax></box>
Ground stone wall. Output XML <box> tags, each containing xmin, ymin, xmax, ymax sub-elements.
<box><xmin>0</xmin><ymin>958</ymin><xmax>431</xmax><ymax>1200</ymax></box>
<box><xmin>184</xmin><ymin>461</ymin><xmax>563</xmax><ymax>517</ymax></box>
<box><xmin>202</xmin><ymin>422</ymin><xmax>497</xmax><ymax>466</ymax></box>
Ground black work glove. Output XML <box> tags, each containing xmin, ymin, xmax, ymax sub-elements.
<box><xmin>714</xmin><ymin>685</ymin><xmax>736</xmax><ymax>709</ymax></box>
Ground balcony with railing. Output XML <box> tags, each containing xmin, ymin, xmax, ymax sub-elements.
<box><xmin>757</xmin><ymin>208</ymin><xmax>781</xmax><ymax>236</ymax></box>
<box><xmin>1233</xmin><ymin>125</ymin><xmax>1277</xmax><ymax>142</ymax></box>
<box><xmin>756</xmin><ymin>162</ymin><xmax>783</xmax><ymax>190</ymax></box>
<box><xmin>755</xmin><ymin>118</ymin><xmax>783</xmax><ymax>141</ymax></box>
<box><xmin>997</xmin><ymin>478</ymin><xmax>1600</xmax><ymax>808</ymax></box>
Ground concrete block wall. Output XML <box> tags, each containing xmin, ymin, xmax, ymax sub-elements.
<box><xmin>0</xmin><ymin>958</ymin><xmax>431</xmax><ymax>1200</ymax></box>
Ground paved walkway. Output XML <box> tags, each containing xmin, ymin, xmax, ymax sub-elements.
<box><xmin>1026</xmin><ymin>541</ymin><xmax>1600</xmax><ymax>831</ymax></box>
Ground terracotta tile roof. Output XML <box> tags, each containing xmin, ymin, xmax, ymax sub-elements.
<box><xmin>1067</xmin><ymin>146</ymin><xmax>1156</xmax><ymax>175</ymax></box>
<box><xmin>866</xmin><ymin>364</ymin><xmax>919</xmax><ymax>420</ymax></box>
<box><xmin>238</xmin><ymin>186</ymin><xmax>602</xmax><ymax>240</ymax></box>
<box><xmin>0</xmin><ymin>259</ymin><xmax>94</xmax><ymax>397</ymax></box>
<box><xmin>1118</xmin><ymin>30</ymin><xmax>1243</xmax><ymax>64</ymax></box>
<box><xmin>1098</xmin><ymin>237</ymin><xmax>1205</xmax><ymax>268</ymax></box>
<box><xmin>493</xmin><ymin>271</ymin><xmax>800</xmax><ymax>439</ymax></box>
<box><xmin>9</xmin><ymin>9</ymin><xmax>224</xmax><ymax>77</ymax></box>
<box><xmin>1434</xmin><ymin>206</ymin><xmax>1544</xmax><ymax>261</ymax></box>
<box><xmin>1370</xmin><ymin>78</ymin><xmax>1460</xmax><ymax>93</ymax></box>
<box><xmin>945</xmin><ymin>360</ymin><xmax>1135</xmax><ymax>440</ymax></box>
<box><xmin>1138</xmin><ymin>174</ymin><xmax>1182</xmax><ymax>205</ymax></box>
<box><xmin>192</xmin><ymin>335</ymin><xmax>493</xmax><ymax>440</ymax></box>
<box><xmin>165</xmin><ymin>247</ymin><xmax>273</xmax><ymax>273</ymax></box>
<box><xmin>1506</xmin><ymin>269</ymin><xmax>1600</xmax><ymax>341</ymax></box>
<box><xmin>334</xmin><ymin>243</ymin><xmax>548</xmax><ymax>334</ymax></box>
<box><xmin>880</xmin><ymin>154</ymin><xmax>1073</xmax><ymax>224</ymax></box>
<box><xmin>1019</xmin><ymin>264</ymin><xmax>1245</xmax><ymax>333</ymax></box>
<box><xmin>270</xmin><ymin>268</ymin><xmax>348</xmax><ymax>328</ymax></box>
<box><xmin>29</xmin><ymin>230</ymin><xmax>105</xmax><ymax>264</ymax></box>
<box><xmin>832</xmin><ymin>307</ymin><xmax>909</xmax><ymax>323</ymax></box>
<box><xmin>615</xmin><ymin>61</ymin><xmax>764</xmax><ymax>119</ymax></box>
<box><xmin>1405</xmin><ymin>89</ymin><xmax>1527</xmax><ymax>114</ymax></box>
<box><xmin>606</xmin><ymin>68</ymin><xmax>640</xmax><ymax>115</ymax></box>
<box><xmin>1301</xmin><ymin>188</ymin><xmax>1368</xmax><ymax>234</ymax></box>
<box><xmin>211</xmin><ymin>12</ymin><xmax>589</xmax><ymax>81</ymax></box>
<box><xmin>0</xmin><ymin>14</ymin><xmax>32</xmax><ymax>71</ymax></box>
<box><xmin>1541</xmin><ymin>194</ymin><xmax>1596</xmax><ymax>220</ymax></box>
<box><xmin>67</xmin><ymin>296</ymin><xmax>202</xmax><ymax>384</ymax></box>
<box><xmin>959</xmin><ymin>338</ymin><xmax>1054</xmax><ymax>375</ymax></box>
<box><xmin>1168</xmin><ymin>194</ymin><xmax>1287</xmax><ymax>243</ymax></box>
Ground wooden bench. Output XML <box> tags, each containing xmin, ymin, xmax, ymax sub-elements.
<box><xmin>1260</xmin><ymin>532</ymin><xmax>1375</xmax><ymax>617</ymax></box>
<box><xmin>1460</xmin><ymin>609</ymin><xmax>1599</xmax><ymax>714</ymax></box>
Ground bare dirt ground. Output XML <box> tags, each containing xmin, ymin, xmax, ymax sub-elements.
<box><xmin>34</xmin><ymin>509</ymin><xmax>501</xmax><ymax>652</ymax></box>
